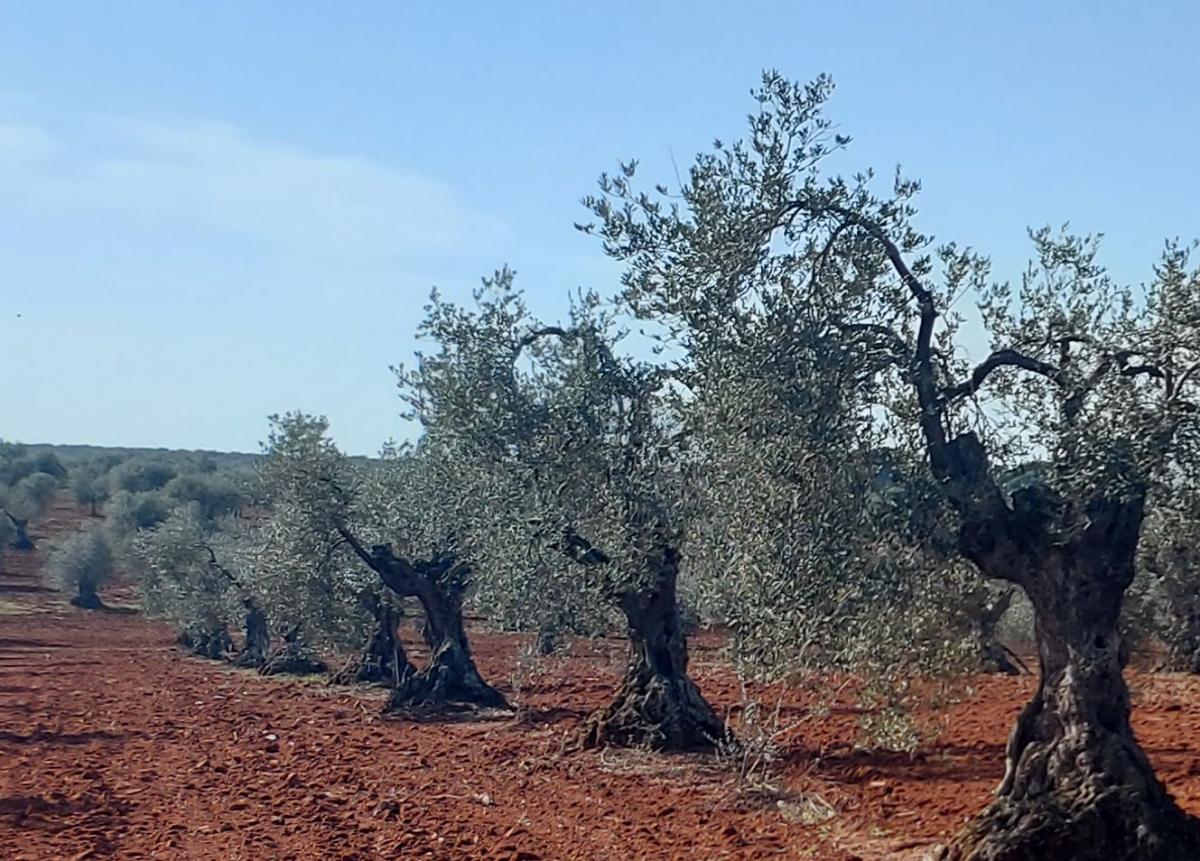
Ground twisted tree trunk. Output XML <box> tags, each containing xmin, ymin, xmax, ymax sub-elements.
<box><xmin>334</xmin><ymin>594</ymin><xmax>415</xmax><ymax>686</ymax></box>
<box><xmin>387</xmin><ymin>568</ymin><xmax>506</xmax><ymax>710</ymax></box>
<box><xmin>970</xmin><ymin>587</ymin><xmax>1021</xmax><ymax>676</ymax></box>
<box><xmin>259</xmin><ymin>626</ymin><xmax>327</xmax><ymax>676</ymax></box>
<box><xmin>7</xmin><ymin>515</ymin><xmax>32</xmax><ymax>551</ymax></box>
<box><xmin>178</xmin><ymin>624</ymin><xmax>232</xmax><ymax>660</ymax></box>
<box><xmin>577</xmin><ymin>545</ymin><xmax>727</xmax><ymax>751</ymax></box>
<box><xmin>70</xmin><ymin>579</ymin><xmax>104</xmax><ymax>610</ymax></box>
<box><xmin>233</xmin><ymin>601</ymin><xmax>271</xmax><ymax>669</ymax></box>
<box><xmin>938</xmin><ymin>491</ymin><xmax>1200</xmax><ymax>860</ymax></box>
<box><xmin>339</xmin><ymin>531</ymin><xmax>507</xmax><ymax>711</ymax></box>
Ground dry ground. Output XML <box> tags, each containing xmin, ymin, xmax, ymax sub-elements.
<box><xmin>3</xmin><ymin>498</ymin><xmax>1200</xmax><ymax>860</ymax></box>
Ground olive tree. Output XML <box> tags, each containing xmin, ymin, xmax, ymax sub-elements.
<box><xmin>0</xmin><ymin>513</ymin><xmax>15</xmax><ymax>573</ymax></box>
<box><xmin>103</xmin><ymin>489</ymin><xmax>173</xmax><ymax>559</ymax></box>
<box><xmin>163</xmin><ymin>473</ymin><xmax>244</xmax><ymax>522</ymax></box>
<box><xmin>108</xmin><ymin>458</ymin><xmax>177</xmax><ymax>494</ymax></box>
<box><xmin>70</xmin><ymin>466</ymin><xmax>111</xmax><ymax>517</ymax></box>
<box><xmin>1</xmin><ymin>472</ymin><xmax>59</xmax><ymax>550</ymax></box>
<box><xmin>256</xmin><ymin>413</ymin><xmax>503</xmax><ymax>707</ymax></box>
<box><xmin>45</xmin><ymin>526</ymin><xmax>114</xmax><ymax>609</ymax></box>
<box><xmin>397</xmin><ymin>273</ymin><xmax>728</xmax><ymax>749</ymax></box>
<box><xmin>581</xmin><ymin>71</ymin><xmax>1200</xmax><ymax>859</ymax></box>
<box><xmin>0</xmin><ymin>443</ymin><xmax>66</xmax><ymax>485</ymax></box>
<box><xmin>134</xmin><ymin>506</ymin><xmax>269</xmax><ymax>664</ymax></box>
<box><xmin>1133</xmin><ymin>485</ymin><xmax>1200</xmax><ymax>672</ymax></box>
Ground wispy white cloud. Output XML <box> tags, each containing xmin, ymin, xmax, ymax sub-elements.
<box><xmin>0</xmin><ymin>115</ymin><xmax>500</xmax><ymax>264</ymax></box>
<box><xmin>0</xmin><ymin>121</ymin><xmax>60</xmax><ymax>162</ymax></box>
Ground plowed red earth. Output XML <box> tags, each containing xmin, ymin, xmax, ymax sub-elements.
<box><xmin>4</xmin><ymin>500</ymin><xmax>1200</xmax><ymax>860</ymax></box>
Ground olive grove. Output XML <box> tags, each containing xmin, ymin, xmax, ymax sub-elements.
<box><xmin>578</xmin><ymin>70</ymin><xmax>1200</xmax><ymax>859</ymax></box>
<box><xmin>24</xmin><ymin>67</ymin><xmax>1200</xmax><ymax>861</ymax></box>
<box><xmin>396</xmin><ymin>272</ymin><xmax>728</xmax><ymax>749</ymax></box>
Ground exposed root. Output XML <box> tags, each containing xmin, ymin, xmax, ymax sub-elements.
<box><xmin>259</xmin><ymin>643</ymin><xmax>327</xmax><ymax>677</ymax></box>
<box><xmin>384</xmin><ymin>646</ymin><xmax>509</xmax><ymax>713</ymax></box>
<box><xmin>573</xmin><ymin>670</ymin><xmax>730</xmax><ymax>752</ymax></box>
<box><xmin>177</xmin><ymin>628</ymin><xmax>233</xmax><ymax>661</ymax></box>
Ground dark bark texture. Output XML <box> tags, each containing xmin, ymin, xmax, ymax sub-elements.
<box><xmin>70</xmin><ymin>579</ymin><xmax>104</xmax><ymax>610</ymax></box>
<box><xmin>341</xmin><ymin>533</ymin><xmax>507</xmax><ymax>711</ymax></box>
<box><xmin>8</xmin><ymin>515</ymin><xmax>33</xmax><ymax>551</ymax></box>
<box><xmin>258</xmin><ymin>625</ymin><xmax>327</xmax><ymax>676</ymax></box>
<box><xmin>233</xmin><ymin>602</ymin><xmax>271</xmax><ymax>669</ymax></box>
<box><xmin>817</xmin><ymin>205</ymin><xmax>1200</xmax><ymax>858</ymax></box>
<box><xmin>576</xmin><ymin>545</ymin><xmax>727</xmax><ymax>752</ymax></box>
<box><xmin>969</xmin><ymin>587</ymin><xmax>1021</xmax><ymax>676</ymax></box>
<box><xmin>177</xmin><ymin>626</ymin><xmax>233</xmax><ymax>660</ymax></box>
<box><xmin>932</xmin><ymin>436</ymin><xmax>1200</xmax><ymax>860</ymax></box>
<box><xmin>333</xmin><ymin>594</ymin><xmax>415</xmax><ymax>686</ymax></box>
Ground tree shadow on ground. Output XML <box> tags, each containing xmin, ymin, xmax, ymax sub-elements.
<box><xmin>776</xmin><ymin>740</ymin><xmax>1008</xmax><ymax>785</ymax></box>
<box><xmin>510</xmin><ymin>705</ymin><xmax>590</xmax><ymax>727</ymax></box>
<box><xmin>0</xmin><ymin>790</ymin><xmax>131</xmax><ymax>856</ymax></box>
<box><xmin>380</xmin><ymin>704</ymin><xmax>516</xmax><ymax>725</ymax></box>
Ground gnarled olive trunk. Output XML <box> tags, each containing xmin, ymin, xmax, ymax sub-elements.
<box><xmin>387</xmin><ymin>570</ymin><xmax>506</xmax><ymax>710</ymax></box>
<box><xmin>259</xmin><ymin>625</ymin><xmax>327</xmax><ymax>676</ymax></box>
<box><xmin>178</xmin><ymin>624</ymin><xmax>232</xmax><ymax>660</ymax></box>
<box><xmin>233</xmin><ymin>601</ymin><xmax>271</xmax><ymax>669</ymax></box>
<box><xmin>341</xmin><ymin>533</ymin><xmax>507</xmax><ymax>712</ymax></box>
<box><xmin>970</xmin><ymin>587</ymin><xmax>1021</xmax><ymax>676</ymax></box>
<box><xmin>70</xmin><ymin>579</ymin><xmax>104</xmax><ymax>610</ymax></box>
<box><xmin>334</xmin><ymin>594</ymin><xmax>415</xmax><ymax>686</ymax></box>
<box><xmin>939</xmin><ymin>492</ymin><xmax>1200</xmax><ymax>860</ymax></box>
<box><xmin>8</xmin><ymin>515</ymin><xmax>33</xmax><ymax>551</ymax></box>
<box><xmin>578</xmin><ymin>545</ymin><xmax>727</xmax><ymax>751</ymax></box>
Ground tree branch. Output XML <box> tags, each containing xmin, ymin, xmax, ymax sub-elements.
<box><xmin>941</xmin><ymin>349</ymin><xmax>1064</xmax><ymax>404</ymax></box>
<box><xmin>1170</xmin><ymin>359</ymin><xmax>1200</xmax><ymax>401</ymax></box>
<box><xmin>807</xmin><ymin>204</ymin><xmax>948</xmax><ymax>462</ymax></box>
<box><xmin>515</xmin><ymin>326</ymin><xmax>574</xmax><ymax>352</ymax></box>
<box><xmin>335</xmin><ymin>524</ymin><xmax>380</xmax><ymax>573</ymax></box>
<box><xmin>560</xmin><ymin>528</ymin><xmax>611</xmax><ymax>567</ymax></box>
<box><xmin>199</xmin><ymin>543</ymin><xmax>241</xmax><ymax>589</ymax></box>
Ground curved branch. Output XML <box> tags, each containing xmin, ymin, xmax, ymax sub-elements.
<box><xmin>199</xmin><ymin>543</ymin><xmax>241</xmax><ymax>589</ymax></box>
<box><xmin>515</xmin><ymin>325</ymin><xmax>574</xmax><ymax>352</ymax></box>
<box><xmin>1170</xmin><ymin>359</ymin><xmax>1200</xmax><ymax>401</ymax></box>
<box><xmin>942</xmin><ymin>349</ymin><xmax>1064</xmax><ymax>404</ymax></box>
<box><xmin>810</xmin><ymin>204</ymin><xmax>947</xmax><ymax>458</ymax></box>
<box><xmin>560</xmin><ymin>528</ymin><xmax>611</xmax><ymax>567</ymax></box>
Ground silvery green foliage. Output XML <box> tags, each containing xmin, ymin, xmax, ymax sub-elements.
<box><xmin>577</xmin><ymin>72</ymin><xmax>981</xmax><ymax>683</ymax></box>
<box><xmin>972</xmin><ymin>232</ymin><xmax>1200</xmax><ymax>499</ymax></box>
<box><xmin>1129</xmin><ymin>479</ymin><xmax>1200</xmax><ymax>670</ymax></box>
<box><xmin>133</xmin><ymin>505</ymin><xmax>244</xmax><ymax>635</ymax></box>
<box><xmin>70</xmin><ymin>465</ymin><xmax>111</xmax><ymax>514</ymax></box>
<box><xmin>579</xmin><ymin>69</ymin><xmax>1200</xmax><ymax>687</ymax></box>
<box><xmin>2</xmin><ymin>471</ymin><xmax>58</xmax><ymax>522</ymax></box>
<box><xmin>0</xmin><ymin>443</ymin><xmax>66</xmax><ymax>485</ymax></box>
<box><xmin>163</xmin><ymin>473</ymin><xmax>244</xmax><ymax>521</ymax></box>
<box><xmin>45</xmin><ymin>526</ymin><xmax>114</xmax><ymax>596</ymax></box>
<box><xmin>253</xmin><ymin>412</ymin><xmax>399</xmax><ymax>652</ymax></box>
<box><xmin>108</xmin><ymin>458</ymin><xmax>178</xmax><ymax>494</ymax></box>
<box><xmin>104</xmin><ymin>489</ymin><xmax>173</xmax><ymax>558</ymax></box>
<box><xmin>394</xmin><ymin>270</ymin><xmax>691</xmax><ymax>636</ymax></box>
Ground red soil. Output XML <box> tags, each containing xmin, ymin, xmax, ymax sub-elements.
<box><xmin>4</xmin><ymin>499</ymin><xmax>1200</xmax><ymax>860</ymax></box>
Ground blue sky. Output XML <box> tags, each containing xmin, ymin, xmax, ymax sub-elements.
<box><xmin>1</xmin><ymin>1</ymin><xmax>1197</xmax><ymax>454</ymax></box>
